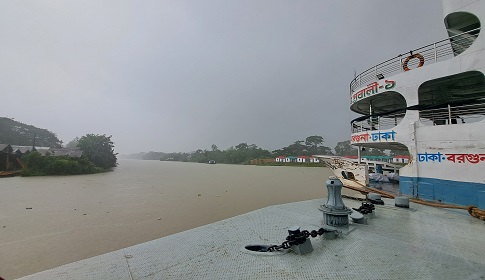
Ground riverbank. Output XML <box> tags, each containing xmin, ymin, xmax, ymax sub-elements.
<box><xmin>0</xmin><ymin>160</ymin><xmax>351</xmax><ymax>279</ymax></box>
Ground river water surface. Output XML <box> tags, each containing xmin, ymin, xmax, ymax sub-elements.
<box><xmin>0</xmin><ymin>160</ymin><xmax>351</xmax><ymax>279</ymax></box>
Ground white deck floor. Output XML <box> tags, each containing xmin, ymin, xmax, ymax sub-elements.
<box><xmin>19</xmin><ymin>197</ymin><xmax>485</xmax><ymax>280</ymax></box>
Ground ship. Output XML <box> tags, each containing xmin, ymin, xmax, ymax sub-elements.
<box><xmin>9</xmin><ymin>1</ymin><xmax>485</xmax><ymax>279</ymax></box>
<box><xmin>317</xmin><ymin>0</ymin><xmax>485</xmax><ymax>208</ymax></box>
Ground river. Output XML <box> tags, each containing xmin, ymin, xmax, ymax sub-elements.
<box><xmin>0</xmin><ymin>159</ymin><xmax>347</xmax><ymax>279</ymax></box>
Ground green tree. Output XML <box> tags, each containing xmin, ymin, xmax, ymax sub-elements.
<box><xmin>235</xmin><ymin>143</ymin><xmax>249</xmax><ymax>150</ymax></box>
<box><xmin>0</xmin><ymin>117</ymin><xmax>62</xmax><ymax>147</ymax></box>
<box><xmin>65</xmin><ymin>137</ymin><xmax>79</xmax><ymax>148</ymax></box>
<box><xmin>190</xmin><ymin>149</ymin><xmax>207</xmax><ymax>163</ymax></box>
<box><xmin>77</xmin><ymin>134</ymin><xmax>118</xmax><ymax>169</ymax></box>
<box><xmin>305</xmin><ymin>136</ymin><xmax>324</xmax><ymax>150</ymax></box>
<box><xmin>334</xmin><ymin>140</ymin><xmax>358</xmax><ymax>156</ymax></box>
<box><xmin>286</xmin><ymin>140</ymin><xmax>307</xmax><ymax>154</ymax></box>
<box><xmin>314</xmin><ymin>146</ymin><xmax>334</xmax><ymax>155</ymax></box>
<box><xmin>274</xmin><ymin>136</ymin><xmax>333</xmax><ymax>156</ymax></box>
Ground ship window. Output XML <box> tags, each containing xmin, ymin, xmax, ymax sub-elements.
<box><xmin>418</xmin><ymin>71</ymin><xmax>485</xmax><ymax>126</ymax></box>
<box><xmin>444</xmin><ymin>12</ymin><xmax>480</xmax><ymax>56</ymax></box>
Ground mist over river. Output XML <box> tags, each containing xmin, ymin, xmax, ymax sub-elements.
<box><xmin>0</xmin><ymin>159</ymin><xmax>348</xmax><ymax>279</ymax></box>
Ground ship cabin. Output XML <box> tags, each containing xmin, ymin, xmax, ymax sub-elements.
<box><xmin>348</xmin><ymin>0</ymin><xmax>485</xmax><ymax>207</ymax></box>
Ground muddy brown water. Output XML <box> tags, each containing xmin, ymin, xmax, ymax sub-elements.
<box><xmin>0</xmin><ymin>160</ymin><xmax>358</xmax><ymax>279</ymax></box>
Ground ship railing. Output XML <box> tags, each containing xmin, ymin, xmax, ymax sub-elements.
<box><xmin>351</xmin><ymin>111</ymin><xmax>406</xmax><ymax>133</ymax></box>
<box><xmin>419</xmin><ymin>102</ymin><xmax>485</xmax><ymax>126</ymax></box>
<box><xmin>351</xmin><ymin>102</ymin><xmax>485</xmax><ymax>132</ymax></box>
<box><xmin>350</xmin><ymin>27</ymin><xmax>481</xmax><ymax>94</ymax></box>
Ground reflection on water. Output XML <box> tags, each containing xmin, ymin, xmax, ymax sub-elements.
<box><xmin>0</xmin><ymin>159</ymin><xmax>336</xmax><ymax>279</ymax></box>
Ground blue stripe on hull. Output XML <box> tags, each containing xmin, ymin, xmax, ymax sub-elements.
<box><xmin>400</xmin><ymin>176</ymin><xmax>485</xmax><ymax>207</ymax></box>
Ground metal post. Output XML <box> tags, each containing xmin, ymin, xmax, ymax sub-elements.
<box><xmin>358</xmin><ymin>146</ymin><xmax>362</xmax><ymax>164</ymax></box>
<box><xmin>448</xmin><ymin>104</ymin><xmax>452</xmax><ymax>124</ymax></box>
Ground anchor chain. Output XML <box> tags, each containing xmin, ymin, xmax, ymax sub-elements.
<box><xmin>266</xmin><ymin>228</ymin><xmax>331</xmax><ymax>252</ymax></box>
<box><xmin>352</xmin><ymin>202</ymin><xmax>375</xmax><ymax>214</ymax></box>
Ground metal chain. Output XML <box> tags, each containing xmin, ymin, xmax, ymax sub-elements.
<box><xmin>266</xmin><ymin>228</ymin><xmax>330</xmax><ymax>252</ymax></box>
<box><xmin>267</xmin><ymin>202</ymin><xmax>377</xmax><ymax>252</ymax></box>
<box><xmin>352</xmin><ymin>202</ymin><xmax>375</xmax><ymax>214</ymax></box>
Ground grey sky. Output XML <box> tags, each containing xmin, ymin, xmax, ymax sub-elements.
<box><xmin>0</xmin><ymin>0</ymin><xmax>447</xmax><ymax>154</ymax></box>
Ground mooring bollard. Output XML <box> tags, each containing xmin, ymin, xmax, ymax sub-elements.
<box><xmin>321</xmin><ymin>176</ymin><xmax>352</xmax><ymax>228</ymax></box>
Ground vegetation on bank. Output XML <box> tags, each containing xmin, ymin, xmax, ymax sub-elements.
<box><xmin>76</xmin><ymin>134</ymin><xmax>118</xmax><ymax>169</ymax></box>
<box><xmin>121</xmin><ymin>135</ymin><xmax>407</xmax><ymax>165</ymax></box>
<box><xmin>0</xmin><ymin>117</ymin><xmax>62</xmax><ymax>147</ymax></box>
<box><xmin>20</xmin><ymin>134</ymin><xmax>118</xmax><ymax>176</ymax></box>
<box><xmin>21</xmin><ymin>152</ymin><xmax>102</xmax><ymax>176</ymax></box>
<box><xmin>1</xmin><ymin>117</ymin><xmax>409</xmax><ymax>174</ymax></box>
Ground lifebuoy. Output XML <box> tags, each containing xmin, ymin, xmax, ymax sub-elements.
<box><xmin>402</xmin><ymin>53</ymin><xmax>424</xmax><ymax>71</ymax></box>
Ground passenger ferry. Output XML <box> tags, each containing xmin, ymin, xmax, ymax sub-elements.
<box><xmin>319</xmin><ymin>0</ymin><xmax>485</xmax><ymax>208</ymax></box>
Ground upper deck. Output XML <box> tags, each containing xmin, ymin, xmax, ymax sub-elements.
<box><xmin>350</xmin><ymin>27</ymin><xmax>480</xmax><ymax>103</ymax></box>
<box><xmin>349</xmin><ymin>22</ymin><xmax>484</xmax><ymax>149</ymax></box>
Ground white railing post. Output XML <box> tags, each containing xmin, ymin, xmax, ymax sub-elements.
<box><xmin>448</xmin><ymin>104</ymin><xmax>452</xmax><ymax>124</ymax></box>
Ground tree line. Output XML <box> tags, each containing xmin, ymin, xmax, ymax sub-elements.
<box><xmin>0</xmin><ymin>117</ymin><xmax>62</xmax><ymax>147</ymax></box>
<box><xmin>122</xmin><ymin>135</ymin><xmax>403</xmax><ymax>164</ymax></box>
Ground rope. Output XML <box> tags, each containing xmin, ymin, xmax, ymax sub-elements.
<box><xmin>467</xmin><ymin>206</ymin><xmax>485</xmax><ymax>221</ymax></box>
<box><xmin>341</xmin><ymin>179</ymin><xmax>485</xmax><ymax>220</ymax></box>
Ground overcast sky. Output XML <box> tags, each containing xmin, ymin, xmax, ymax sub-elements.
<box><xmin>0</xmin><ymin>0</ymin><xmax>447</xmax><ymax>154</ymax></box>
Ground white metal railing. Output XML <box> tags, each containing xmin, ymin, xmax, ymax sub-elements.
<box><xmin>350</xmin><ymin>28</ymin><xmax>481</xmax><ymax>94</ymax></box>
<box><xmin>351</xmin><ymin>111</ymin><xmax>406</xmax><ymax>133</ymax></box>
<box><xmin>419</xmin><ymin>102</ymin><xmax>485</xmax><ymax>126</ymax></box>
<box><xmin>351</xmin><ymin>102</ymin><xmax>485</xmax><ymax>132</ymax></box>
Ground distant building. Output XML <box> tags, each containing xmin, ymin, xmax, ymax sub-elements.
<box><xmin>0</xmin><ymin>144</ymin><xmax>14</xmax><ymax>170</ymax></box>
<box><xmin>0</xmin><ymin>144</ymin><xmax>84</xmax><ymax>171</ymax></box>
<box><xmin>275</xmin><ymin>155</ymin><xmax>321</xmax><ymax>163</ymax></box>
<box><xmin>392</xmin><ymin>155</ymin><xmax>410</xmax><ymax>164</ymax></box>
<box><xmin>297</xmin><ymin>156</ymin><xmax>307</xmax><ymax>163</ymax></box>
<box><xmin>287</xmin><ymin>156</ymin><xmax>297</xmax><ymax>163</ymax></box>
<box><xmin>309</xmin><ymin>156</ymin><xmax>320</xmax><ymax>163</ymax></box>
<box><xmin>275</xmin><ymin>156</ymin><xmax>287</xmax><ymax>162</ymax></box>
<box><xmin>48</xmin><ymin>148</ymin><xmax>83</xmax><ymax>158</ymax></box>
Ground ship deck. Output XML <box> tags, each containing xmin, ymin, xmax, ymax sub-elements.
<box><xmin>19</xmin><ymin>197</ymin><xmax>485</xmax><ymax>280</ymax></box>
